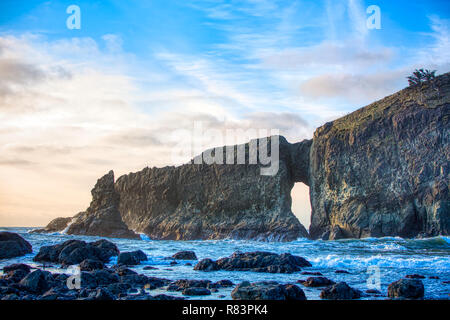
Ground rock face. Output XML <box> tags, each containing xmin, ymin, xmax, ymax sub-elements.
<box><xmin>194</xmin><ymin>251</ymin><xmax>311</xmax><ymax>273</ymax></box>
<box><xmin>65</xmin><ymin>171</ymin><xmax>139</xmax><ymax>239</ymax></box>
<box><xmin>0</xmin><ymin>232</ymin><xmax>32</xmax><ymax>259</ymax></box>
<box><xmin>231</xmin><ymin>281</ymin><xmax>306</xmax><ymax>300</ymax></box>
<box><xmin>309</xmin><ymin>73</ymin><xmax>450</xmax><ymax>239</ymax></box>
<box><xmin>39</xmin><ymin>73</ymin><xmax>450</xmax><ymax>240</ymax></box>
<box><xmin>31</xmin><ymin>217</ymin><xmax>72</xmax><ymax>234</ymax></box>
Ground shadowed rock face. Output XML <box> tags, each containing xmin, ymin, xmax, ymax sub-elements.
<box><xmin>309</xmin><ymin>73</ymin><xmax>450</xmax><ymax>239</ymax></box>
<box><xmin>116</xmin><ymin>137</ymin><xmax>310</xmax><ymax>241</ymax></box>
<box><xmin>65</xmin><ymin>171</ymin><xmax>139</xmax><ymax>239</ymax></box>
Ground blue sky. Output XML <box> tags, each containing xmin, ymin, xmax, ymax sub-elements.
<box><xmin>0</xmin><ymin>0</ymin><xmax>449</xmax><ymax>226</ymax></box>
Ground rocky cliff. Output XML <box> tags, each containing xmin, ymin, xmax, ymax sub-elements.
<box><xmin>38</xmin><ymin>72</ymin><xmax>450</xmax><ymax>240</ymax></box>
<box><xmin>309</xmin><ymin>73</ymin><xmax>450</xmax><ymax>239</ymax></box>
<box><xmin>115</xmin><ymin>137</ymin><xmax>310</xmax><ymax>241</ymax></box>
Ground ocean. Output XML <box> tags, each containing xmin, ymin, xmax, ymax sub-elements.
<box><xmin>1</xmin><ymin>227</ymin><xmax>449</xmax><ymax>300</ymax></box>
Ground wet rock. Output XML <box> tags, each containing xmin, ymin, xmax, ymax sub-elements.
<box><xmin>193</xmin><ymin>258</ymin><xmax>219</xmax><ymax>272</ymax></box>
<box><xmin>33</xmin><ymin>239</ymin><xmax>119</xmax><ymax>266</ymax></box>
<box><xmin>284</xmin><ymin>284</ymin><xmax>307</xmax><ymax>300</ymax></box>
<box><xmin>171</xmin><ymin>251</ymin><xmax>197</xmax><ymax>260</ymax></box>
<box><xmin>0</xmin><ymin>232</ymin><xmax>32</xmax><ymax>259</ymax></box>
<box><xmin>143</xmin><ymin>266</ymin><xmax>158</xmax><ymax>270</ymax></box>
<box><xmin>212</xmin><ymin>280</ymin><xmax>234</xmax><ymax>288</ymax></box>
<box><xmin>429</xmin><ymin>276</ymin><xmax>439</xmax><ymax>279</ymax></box>
<box><xmin>117</xmin><ymin>250</ymin><xmax>147</xmax><ymax>266</ymax></box>
<box><xmin>3</xmin><ymin>264</ymin><xmax>32</xmax><ymax>274</ymax></box>
<box><xmin>167</xmin><ymin>279</ymin><xmax>211</xmax><ymax>291</ymax></box>
<box><xmin>19</xmin><ymin>270</ymin><xmax>54</xmax><ymax>294</ymax></box>
<box><xmin>182</xmin><ymin>287</ymin><xmax>211</xmax><ymax>296</ymax></box>
<box><xmin>170</xmin><ymin>261</ymin><xmax>178</xmax><ymax>266</ymax></box>
<box><xmin>300</xmin><ymin>277</ymin><xmax>335</xmax><ymax>287</ymax></box>
<box><xmin>91</xmin><ymin>288</ymin><xmax>115</xmax><ymax>300</ymax></box>
<box><xmin>195</xmin><ymin>252</ymin><xmax>311</xmax><ymax>274</ymax></box>
<box><xmin>231</xmin><ymin>281</ymin><xmax>306</xmax><ymax>300</ymax></box>
<box><xmin>113</xmin><ymin>265</ymin><xmax>137</xmax><ymax>276</ymax></box>
<box><xmin>79</xmin><ymin>259</ymin><xmax>104</xmax><ymax>271</ymax></box>
<box><xmin>366</xmin><ymin>289</ymin><xmax>381</xmax><ymax>294</ymax></box>
<box><xmin>405</xmin><ymin>274</ymin><xmax>425</xmax><ymax>279</ymax></box>
<box><xmin>31</xmin><ymin>217</ymin><xmax>72</xmax><ymax>234</ymax></box>
<box><xmin>92</xmin><ymin>269</ymin><xmax>119</xmax><ymax>286</ymax></box>
<box><xmin>3</xmin><ymin>269</ymin><xmax>29</xmax><ymax>283</ymax></box>
<box><xmin>301</xmin><ymin>271</ymin><xmax>322</xmax><ymax>276</ymax></box>
<box><xmin>107</xmin><ymin>282</ymin><xmax>131</xmax><ymax>295</ymax></box>
<box><xmin>320</xmin><ymin>282</ymin><xmax>362</xmax><ymax>300</ymax></box>
<box><xmin>152</xmin><ymin>294</ymin><xmax>184</xmax><ymax>300</ymax></box>
<box><xmin>387</xmin><ymin>279</ymin><xmax>424</xmax><ymax>299</ymax></box>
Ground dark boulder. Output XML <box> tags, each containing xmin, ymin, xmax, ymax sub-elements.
<box><xmin>387</xmin><ymin>279</ymin><xmax>424</xmax><ymax>299</ymax></box>
<box><xmin>172</xmin><ymin>251</ymin><xmax>197</xmax><ymax>260</ymax></box>
<box><xmin>0</xmin><ymin>232</ymin><xmax>32</xmax><ymax>259</ymax></box>
<box><xmin>91</xmin><ymin>269</ymin><xmax>119</xmax><ymax>286</ymax></box>
<box><xmin>117</xmin><ymin>250</ymin><xmax>147</xmax><ymax>265</ymax></box>
<box><xmin>300</xmin><ymin>277</ymin><xmax>335</xmax><ymax>287</ymax></box>
<box><xmin>193</xmin><ymin>258</ymin><xmax>219</xmax><ymax>272</ymax></box>
<box><xmin>320</xmin><ymin>282</ymin><xmax>362</xmax><ymax>300</ymax></box>
<box><xmin>182</xmin><ymin>287</ymin><xmax>211</xmax><ymax>296</ymax></box>
<box><xmin>3</xmin><ymin>263</ymin><xmax>32</xmax><ymax>274</ymax></box>
<box><xmin>19</xmin><ymin>270</ymin><xmax>54</xmax><ymax>294</ymax></box>
<box><xmin>231</xmin><ymin>281</ymin><xmax>306</xmax><ymax>300</ymax></box>
<box><xmin>79</xmin><ymin>259</ymin><xmax>104</xmax><ymax>271</ymax></box>
<box><xmin>405</xmin><ymin>274</ymin><xmax>425</xmax><ymax>279</ymax></box>
<box><xmin>33</xmin><ymin>239</ymin><xmax>119</xmax><ymax>266</ymax></box>
<box><xmin>167</xmin><ymin>279</ymin><xmax>211</xmax><ymax>291</ymax></box>
<box><xmin>211</xmin><ymin>251</ymin><xmax>311</xmax><ymax>273</ymax></box>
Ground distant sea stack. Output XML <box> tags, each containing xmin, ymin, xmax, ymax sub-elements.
<box><xmin>38</xmin><ymin>72</ymin><xmax>450</xmax><ymax>240</ymax></box>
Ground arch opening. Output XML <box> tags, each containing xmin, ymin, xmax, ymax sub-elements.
<box><xmin>291</xmin><ymin>182</ymin><xmax>311</xmax><ymax>230</ymax></box>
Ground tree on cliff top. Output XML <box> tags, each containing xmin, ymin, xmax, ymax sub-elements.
<box><xmin>407</xmin><ymin>69</ymin><xmax>436</xmax><ymax>86</ymax></box>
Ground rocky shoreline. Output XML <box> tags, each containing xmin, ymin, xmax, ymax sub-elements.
<box><xmin>0</xmin><ymin>232</ymin><xmax>437</xmax><ymax>300</ymax></box>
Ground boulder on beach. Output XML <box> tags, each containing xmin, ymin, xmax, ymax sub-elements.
<box><xmin>300</xmin><ymin>277</ymin><xmax>335</xmax><ymax>287</ymax></box>
<box><xmin>0</xmin><ymin>232</ymin><xmax>32</xmax><ymax>259</ymax></box>
<box><xmin>117</xmin><ymin>250</ymin><xmax>147</xmax><ymax>265</ymax></box>
<box><xmin>80</xmin><ymin>259</ymin><xmax>104</xmax><ymax>271</ymax></box>
<box><xmin>319</xmin><ymin>282</ymin><xmax>362</xmax><ymax>300</ymax></box>
<box><xmin>182</xmin><ymin>287</ymin><xmax>211</xmax><ymax>296</ymax></box>
<box><xmin>194</xmin><ymin>251</ymin><xmax>311</xmax><ymax>273</ymax></box>
<box><xmin>171</xmin><ymin>251</ymin><xmax>197</xmax><ymax>260</ymax></box>
<box><xmin>33</xmin><ymin>239</ymin><xmax>119</xmax><ymax>266</ymax></box>
<box><xmin>19</xmin><ymin>270</ymin><xmax>54</xmax><ymax>294</ymax></box>
<box><xmin>387</xmin><ymin>279</ymin><xmax>424</xmax><ymax>299</ymax></box>
<box><xmin>193</xmin><ymin>258</ymin><xmax>219</xmax><ymax>272</ymax></box>
<box><xmin>231</xmin><ymin>281</ymin><xmax>306</xmax><ymax>300</ymax></box>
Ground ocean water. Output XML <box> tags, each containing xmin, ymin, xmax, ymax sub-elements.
<box><xmin>1</xmin><ymin>227</ymin><xmax>449</xmax><ymax>300</ymax></box>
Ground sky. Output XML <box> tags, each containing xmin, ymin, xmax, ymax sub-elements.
<box><xmin>0</xmin><ymin>0</ymin><xmax>449</xmax><ymax>228</ymax></box>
